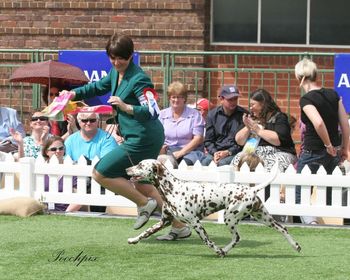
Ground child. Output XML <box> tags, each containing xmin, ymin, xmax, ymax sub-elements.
<box><xmin>236</xmin><ymin>152</ymin><xmax>263</xmax><ymax>172</ymax></box>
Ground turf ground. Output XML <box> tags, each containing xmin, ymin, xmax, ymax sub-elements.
<box><xmin>0</xmin><ymin>215</ymin><xmax>349</xmax><ymax>280</ymax></box>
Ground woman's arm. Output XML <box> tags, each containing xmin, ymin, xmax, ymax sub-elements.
<box><xmin>235</xmin><ymin>113</ymin><xmax>251</xmax><ymax>145</ymax></box>
<box><xmin>337</xmin><ymin>100</ymin><xmax>349</xmax><ymax>161</ymax></box>
<box><xmin>9</xmin><ymin>129</ymin><xmax>24</xmax><ymax>160</ymax></box>
<box><xmin>172</xmin><ymin>135</ymin><xmax>204</xmax><ymax>160</ymax></box>
<box><xmin>235</xmin><ymin>126</ymin><xmax>251</xmax><ymax>146</ymax></box>
<box><xmin>254</xmin><ymin>125</ymin><xmax>281</xmax><ymax>146</ymax></box>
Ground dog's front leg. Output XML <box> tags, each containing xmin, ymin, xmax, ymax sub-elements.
<box><xmin>128</xmin><ymin>208</ymin><xmax>173</xmax><ymax>244</ymax></box>
<box><xmin>191</xmin><ymin>218</ymin><xmax>226</xmax><ymax>257</ymax></box>
<box><xmin>128</xmin><ymin>219</ymin><xmax>170</xmax><ymax>244</ymax></box>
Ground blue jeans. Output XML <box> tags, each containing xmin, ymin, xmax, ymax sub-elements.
<box><xmin>296</xmin><ymin>149</ymin><xmax>340</xmax><ymax>204</ymax></box>
<box><xmin>167</xmin><ymin>146</ymin><xmax>205</xmax><ymax>165</ymax></box>
<box><xmin>201</xmin><ymin>154</ymin><xmax>234</xmax><ymax>166</ymax></box>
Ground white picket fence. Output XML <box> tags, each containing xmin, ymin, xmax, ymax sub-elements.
<box><xmin>0</xmin><ymin>153</ymin><xmax>349</xmax><ymax>223</ymax></box>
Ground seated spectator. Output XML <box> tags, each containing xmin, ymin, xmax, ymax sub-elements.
<box><xmin>65</xmin><ymin>111</ymin><xmax>118</xmax><ymax>161</ymax></box>
<box><xmin>195</xmin><ymin>98</ymin><xmax>214</xmax><ymax>121</ymax></box>
<box><xmin>42</xmin><ymin>136</ymin><xmax>80</xmax><ymax>212</ymax></box>
<box><xmin>0</xmin><ymin>106</ymin><xmax>25</xmax><ymax>153</ymax></box>
<box><xmin>65</xmin><ymin>111</ymin><xmax>118</xmax><ymax>212</ymax></box>
<box><xmin>236</xmin><ymin>152</ymin><xmax>263</xmax><ymax>172</ymax></box>
<box><xmin>232</xmin><ymin>88</ymin><xmax>297</xmax><ymax>172</ymax></box>
<box><xmin>159</xmin><ymin>81</ymin><xmax>205</xmax><ymax>165</ymax></box>
<box><xmin>201</xmin><ymin>85</ymin><xmax>248</xmax><ymax>166</ymax></box>
<box><xmin>11</xmin><ymin>112</ymin><xmax>51</xmax><ymax>160</ymax></box>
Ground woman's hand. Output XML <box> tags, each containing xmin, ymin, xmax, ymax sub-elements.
<box><xmin>172</xmin><ymin>150</ymin><xmax>184</xmax><ymax>160</ymax></box>
<box><xmin>325</xmin><ymin>145</ymin><xmax>337</xmax><ymax>157</ymax></box>
<box><xmin>340</xmin><ymin>146</ymin><xmax>348</xmax><ymax>162</ymax></box>
<box><xmin>9</xmin><ymin>128</ymin><xmax>23</xmax><ymax>144</ymax></box>
<box><xmin>213</xmin><ymin>150</ymin><xmax>231</xmax><ymax>163</ymax></box>
<box><xmin>108</xmin><ymin>96</ymin><xmax>133</xmax><ymax>114</ymax></box>
<box><xmin>244</xmin><ymin>114</ymin><xmax>262</xmax><ymax>135</ymax></box>
<box><xmin>159</xmin><ymin>145</ymin><xmax>168</xmax><ymax>154</ymax></box>
<box><xmin>39</xmin><ymin>125</ymin><xmax>50</xmax><ymax>145</ymax></box>
<box><xmin>66</xmin><ymin>114</ymin><xmax>78</xmax><ymax>135</ymax></box>
<box><xmin>242</xmin><ymin>113</ymin><xmax>250</xmax><ymax>127</ymax></box>
<box><xmin>250</xmin><ymin>122</ymin><xmax>263</xmax><ymax>135</ymax></box>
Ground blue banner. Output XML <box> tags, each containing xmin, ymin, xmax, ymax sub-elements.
<box><xmin>334</xmin><ymin>54</ymin><xmax>350</xmax><ymax>113</ymax></box>
<box><xmin>58</xmin><ymin>50</ymin><xmax>140</xmax><ymax>105</ymax></box>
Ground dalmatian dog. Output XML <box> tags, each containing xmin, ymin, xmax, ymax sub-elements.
<box><xmin>126</xmin><ymin>159</ymin><xmax>301</xmax><ymax>257</ymax></box>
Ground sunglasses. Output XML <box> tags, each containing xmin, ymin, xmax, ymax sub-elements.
<box><xmin>47</xmin><ymin>146</ymin><xmax>65</xmax><ymax>152</ymax></box>
<box><xmin>80</xmin><ymin>118</ymin><xmax>97</xmax><ymax>124</ymax></box>
<box><xmin>31</xmin><ymin>116</ymin><xmax>49</xmax><ymax>122</ymax></box>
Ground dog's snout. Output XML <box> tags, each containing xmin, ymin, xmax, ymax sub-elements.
<box><xmin>126</xmin><ymin>166</ymin><xmax>134</xmax><ymax>175</ymax></box>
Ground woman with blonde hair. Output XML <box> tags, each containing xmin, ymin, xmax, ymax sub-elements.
<box><xmin>294</xmin><ymin>57</ymin><xmax>349</xmax><ymax>224</ymax></box>
<box><xmin>159</xmin><ymin>81</ymin><xmax>205</xmax><ymax>166</ymax></box>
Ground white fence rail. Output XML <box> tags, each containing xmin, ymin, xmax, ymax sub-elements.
<box><xmin>0</xmin><ymin>154</ymin><xmax>349</xmax><ymax>223</ymax></box>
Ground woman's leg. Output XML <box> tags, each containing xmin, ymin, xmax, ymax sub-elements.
<box><xmin>134</xmin><ymin>182</ymin><xmax>163</xmax><ymax>211</ymax></box>
<box><xmin>92</xmin><ymin>169</ymin><xmax>158</xmax><ymax>229</ymax></box>
<box><xmin>93</xmin><ymin>169</ymin><xmax>148</xmax><ymax>206</ymax></box>
<box><xmin>135</xmin><ymin>181</ymin><xmax>190</xmax><ymax>240</ymax></box>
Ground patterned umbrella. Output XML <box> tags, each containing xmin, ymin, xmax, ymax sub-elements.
<box><xmin>9</xmin><ymin>60</ymin><xmax>89</xmax><ymax>87</ymax></box>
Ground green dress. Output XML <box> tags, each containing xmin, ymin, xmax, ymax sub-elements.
<box><xmin>73</xmin><ymin>61</ymin><xmax>164</xmax><ymax>178</ymax></box>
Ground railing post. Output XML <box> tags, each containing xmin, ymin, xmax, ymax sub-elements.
<box><xmin>19</xmin><ymin>157</ymin><xmax>35</xmax><ymax>198</ymax></box>
<box><xmin>163</xmin><ymin>52</ymin><xmax>171</xmax><ymax>108</ymax></box>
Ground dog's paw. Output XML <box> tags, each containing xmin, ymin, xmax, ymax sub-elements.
<box><xmin>127</xmin><ymin>237</ymin><xmax>139</xmax><ymax>244</ymax></box>
<box><xmin>216</xmin><ymin>249</ymin><xmax>227</xmax><ymax>258</ymax></box>
<box><xmin>295</xmin><ymin>244</ymin><xmax>302</xmax><ymax>253</ymax></box>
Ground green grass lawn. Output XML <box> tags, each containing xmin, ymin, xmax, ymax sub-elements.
<box><xmin>0</xmin><ymin>214</ymin><xmax>349</xmax><ymax>280</ymax></box>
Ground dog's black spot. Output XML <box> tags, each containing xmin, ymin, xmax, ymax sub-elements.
<box><xmin>209</xmin><ymin>202</ymin><xmax>217</xmax><ymax>208</ymax></box>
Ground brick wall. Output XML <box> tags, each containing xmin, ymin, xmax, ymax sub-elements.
<box><xmin>0</xmin><ymin>0</ymin><xmax>207</xmax><ymax>51</ymax></box>
<box><xmin>0</xmin><ymin>0</ymin><xmax>209</xmax><ymax>126</ymax></box>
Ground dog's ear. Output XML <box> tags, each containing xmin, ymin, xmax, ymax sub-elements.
<box><xmin>155</xmin><ymin>162</ymin><xmax>165</xmax><ymax>177</ymax></box>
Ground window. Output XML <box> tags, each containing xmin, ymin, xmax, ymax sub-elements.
<box><xmin>310</xmin><ymin>0</ymin><xmax>350</xmax><ymax>45</ymax></box>
<box><xmin>212</xmin><ymin>0</ymin><xmax>350</xmax><ymax>47</ymax></box>
<box><xmin>212</xmin><ymin>0</ymin><xmax>258</xmax><ymax>43</ymax></box>
<box><xmin>261</xmin><ymin>0</ymin><xmax>306</xmax><ymax>44</ymax></box>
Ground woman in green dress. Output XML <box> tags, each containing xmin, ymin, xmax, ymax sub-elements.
<box><xmin>61</xmin><ymin>34</ymin><xmax>164</xmax><ymax>230</ymax></box>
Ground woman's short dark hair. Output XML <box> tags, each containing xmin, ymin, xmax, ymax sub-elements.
<box><xmin>105</xmin><ymin>34</ymin><xmax>134</xmax><ymax>60</ymax></box>
<box><xmin>250</xmin><ymin>88</ymin><xmax>281</xmax><ymax>124</ymax></box>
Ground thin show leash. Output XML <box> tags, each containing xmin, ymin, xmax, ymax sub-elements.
<box><xmin>105</xmin><ymin>112</ymin><xmax>136</xmax><ymax>166</ymax></box>
<box><xmin>106</xmin><ymin>124</ymin><xmax>135</xmax><ymax>166</ymax></box>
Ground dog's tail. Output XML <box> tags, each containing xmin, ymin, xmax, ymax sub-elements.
<box><xmin>251</xmin><ymin>161</ymin><xmax>279</xmax><ymax>194</ymax></box>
